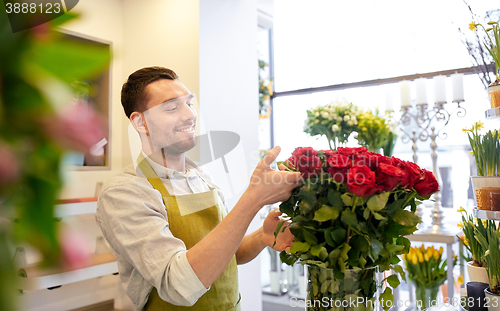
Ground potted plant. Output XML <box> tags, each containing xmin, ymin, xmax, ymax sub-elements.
<box><xmin>464</xmin><ymin>121</ymin><xmax>500</xmax><ymax>210</ymax></box>
<box><xmin>470</xmin><ymin>21</ymin><xmax>500</xmax><ymax>108</ymax></box>
<box><xmin>276</xmin><ymin>146</ymin><xmax>439</xmax><ymax>311</ymax></box>
<box><xmin>458</xmin><ymin>207</ymin><xmax>490</xmax><ymax>283</ymax></box>
<box><xmin>403</xmin><ymin>245</ymin><xmax>456</xmax><ymax>310</ymax></box>
<box><xmin>474</xmin><ymin>220</ymin><xmax>500</xmax><ymax>311</ymax></box>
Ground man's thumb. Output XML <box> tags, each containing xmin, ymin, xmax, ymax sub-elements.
<box><xmin>262</xmin><ymin>146</ymin><xmax>281</xmax><ymax>167</ymax></box>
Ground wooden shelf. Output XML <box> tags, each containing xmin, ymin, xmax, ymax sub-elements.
<box><xmin>18</xmin><ymin>253</ymin><xmax>118</xmax><ymax>291</ymax></box>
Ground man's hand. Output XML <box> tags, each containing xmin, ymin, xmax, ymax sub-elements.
<box><xmin>246</xmin><ymin>146</ymin><xmax>302</xmax><ymax>209</ymax></box>
<box><xmin>262</xmin><ymin>208</ymin><xmax>294</xmax><ymax>252</ymax></box>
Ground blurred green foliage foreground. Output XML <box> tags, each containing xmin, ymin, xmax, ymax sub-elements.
<box><xmin>0</xmin><ymin>9</ymin><xmax>110</xmax><ymax>311</ymax></box>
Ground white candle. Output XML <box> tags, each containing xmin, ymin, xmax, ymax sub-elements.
<box><xmin>452</xmin><ymin>73</ymin><xmax>464</xmax><ymax>102</ymax></box>
<box><xmin>385</xmin><ymin>87</ymin><xmax>394</xmax><ymax>112</ymax></box>
<box><xmin>400</xmin><ymin>80</ymin><xmax>411</xmax><ymax>108</ymax></box>
<box><xmin>416</xmin><ymin>78</ymin><xmax>427</xmax><ymax>105</ymax></box>
<box><xmin>433</xmin><ymin>75</ymin><xmax>446</xmax><ymax>104</ymax></box>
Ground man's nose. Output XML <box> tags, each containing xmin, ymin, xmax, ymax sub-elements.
<box><xmin>181</xmin><ymin>102</ymin><xmax>197</xmax><ymax>121</ymax></box>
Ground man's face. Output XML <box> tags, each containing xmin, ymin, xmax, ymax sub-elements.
<box><xmin>142</xmin><ymin>79</ymin><xmax>197</xmax><ymax>155</ymax></box>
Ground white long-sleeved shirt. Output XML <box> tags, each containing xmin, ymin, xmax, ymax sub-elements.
<box><xmin>96</xmin><ymin>153</ymin><xmax>225</xmax><ymax>310</ymax></box>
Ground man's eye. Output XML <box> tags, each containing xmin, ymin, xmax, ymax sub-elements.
<box><xmin>166</xmin><ymin>107</ymin><xmax>177</xmax><ymax>112</ymax></box>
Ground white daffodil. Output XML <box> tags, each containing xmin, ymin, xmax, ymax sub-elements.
<box><xmin>332</xmin><ymin>124</ymin><xmax>340</xmax><ymax>132</ymax></box>
<box><xmin>321</xmin><ymin>111</ymin><xmax>329</xmax><ymax>119</ymax></box>
<box><xmin>344</xmin><ymin>115</ymin><xmax>350</xmax><ymax>121</ymax></box>
<box><xmin>314</xmin><ymin>111</ymin><xmax>320</xmax><ymax>117</ymax></box>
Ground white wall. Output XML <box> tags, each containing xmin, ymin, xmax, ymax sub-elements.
<box><xmin>199</xmin><ymin>1</ymin><xmax>261</xmax><ymax>311</ymax></box>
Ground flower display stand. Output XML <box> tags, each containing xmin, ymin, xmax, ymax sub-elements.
<box><xmin>405</xmin><ymin>229</ymin><xmax>465</xmax><ymax>301</ymax></box>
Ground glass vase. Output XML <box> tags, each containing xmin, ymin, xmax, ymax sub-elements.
<box><xmin>305</xmin><ymin>265</ymin><xmax>378</xmax><ymax>311</ymax></box>
<box><xmin>414</xmin><ymin>282</ymin><xmax>440</xmax><ymax>311</ymax></box>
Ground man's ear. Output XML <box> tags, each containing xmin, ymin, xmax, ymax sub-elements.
<box><xmin>130</xmin><ymin>112</ymin><xmax>149</xmax><ymax>136</ymax></box>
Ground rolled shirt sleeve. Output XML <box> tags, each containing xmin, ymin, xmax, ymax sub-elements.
<box><xmin>96</xmin><ymin>172</ymin><xmax>208</xmax><ymax>310</ymax></box>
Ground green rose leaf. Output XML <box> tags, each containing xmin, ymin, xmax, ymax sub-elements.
<box><xmin>393</xmin><ymin>264</ymin><xmax>406</xmax><ymax>281</ymax></box>
<box><xmin>310</xmin><ymin>244</ymin><xmax>322</xmax><ymax>257</ymax></box>
<box><xmin>331</xmin><ymin>228</ymin><xmax>347</xmax><ymax>244</ymax></box>
<box><xmin>386</xmin><ymin>244</ymin><xmax>405</xmax><ymax>253</ymax></box>
<box><xmin>328</xmin><ymin>189</ymin><xmax>343</xmax><ymax>209</ymax></box>
<box><xmin>303</xmin><ymin>229</ymin><xmax>318</xmax><ymax>245</ymax></box>
<box><xmin>280</xmin><ymin>251</ymin><xmax>298</xmax><ymax>265</ymax></box>
<box><xmin>324</xmin><ymin>227</ymin><xmax>336</xmax><ymax>247</ymax></box>
<box><xmin>379</xmin><ymin>287</ymin><xmax>394</xmax><ymax>311</ymax></box>
<box><xmin>363</xmin><ymin>208</ymin><xmax>370</xmax><ymax>220</ymax></box>
<box><xmin>386</xmin><ymin>274</ymin><xmax>400</xmax><ymax>288</ymax></box>
<box><xmin>341</xmin><ymin>193</ymin><xmax>353</xmax><ymax>206</ymax></box>
<box><xmin>369</xmin><ymin>239</ymin><xmax>384</xmax><ymax>261</ymax></box>
<box><xmin>290</xmin><ymin>241</ymin><xmax>311</xmax><ymax>253</ymax></box>
<box><xmin>393</xmin><ymin>209</ymin><xmax>421</xmax><ymax>227</ymax></box>
<box><xmin>341</xmin><ymin>209</ymin><xmax>358</xmax><ymax>227</ymax></box>
<box><xmin>372</xmin><ymin>211</ymin><xmax>387</xmax><ymax>221</ymax></box>
<box><xmin>313</xmin><ymin>205</ymin><xmax>339</xmax><ymax>222</ymax></box>
<box><xmin>350</xmin><ymin>235</ymin><xmax>369</xmax><ymax>252</ymax></box>
<box><xmin>367</xmin><ymin>192</ymin><xmax>390</xmax><ymax>212</ymax></box>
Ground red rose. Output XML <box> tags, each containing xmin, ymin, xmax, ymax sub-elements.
<box><xmin>325</xmin><ymin>153</ymin><xmax>352</xmax><ymax>183</ymax></box>
<box><xmin>376</xmin><ymin>162</ymin><xmax>404</xmax><ymax>192</ymax></box>
<box><xmin>337</xmin><ymin>146</ymin><xmax>368</xmax><ymax>156</ymax></box>
<box><xmin>391</xmin><ymin>158</ymin><xmax>421</xmax><ymax>189</ymax></box>
<box><xmin>414</xmin><ymin>169</ymin><xmax>439</xmax><ymax>197</ymax></box>
<box><xmin>289</xmin><ymin>147</ymin><xmax>322</xmax><ymax>178</ymax></box>
<box><xmin>354</xmin><ymin>152</ymin><xmax>390</xmax><ymax>170</ymax></box>
<box><xmin>347</xmin><ymin>165</ymin><xmax>378</xmax><ymax>197</ymax></box>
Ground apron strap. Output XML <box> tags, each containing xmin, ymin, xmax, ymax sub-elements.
<box><xmin>137</xmin><ymin>153</ymin><xmax>175</xmax><ymax>199</ymax></box>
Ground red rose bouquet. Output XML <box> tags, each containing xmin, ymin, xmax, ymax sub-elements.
<box><xmin>276</xmin><ymin>146</ymin><xmax>439</xmax><ymax>311</ymax></box>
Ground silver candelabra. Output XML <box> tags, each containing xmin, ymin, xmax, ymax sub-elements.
<box><xmin>398</xmin><ymin>100</ymin><xmax>466</xmax><ymax>234</ymax></box>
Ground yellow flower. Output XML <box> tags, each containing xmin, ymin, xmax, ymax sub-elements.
<box><xmin>457</xmin><ymin>276</ymin><xmax>464</xmax><ymax>285</ymax></box>
<box><xmin>412</xmin><ymin>254</ymin><xmax>418</xmax><ymax>265</ymax></box>
<box><xmin>462</xmin><ymin>128</ymin><xmax>468</xmax><ymax>132</ymax></box>
<box><xmin>267</xmin><ymin>81</ymin><xmax>273</xmax><ymax>96</ymax></box>
<box><xmin>457</xmin><ymin>223</ymin><xmax>463</xmax><ymax>228</ymax></box>
<box><xmin>472</xmin><ymin>121</ymin><xmax>484</xmax><ymax>132</ymax></box>
<box><xmin>469</xmin><ymin>21</ymin><xmax>477</xmax><ymax>32</ymax></box>
<box><xmin>457</xmin><ymin>207</ymin><xmax>466</xmax><ymax>213</ymax></box>
<box><xmin>424</xmin><ymin>253</ymin><xmax>431</xmax><ymax>262</ymax></box>
<box><xmin>433</xmin><ymin>250</ymin><xmax>440</xmax><ymax>260</ymax></box>
<box><xmin>417</xmin><ymin>252</ymin><xmax>424</xmax><ymax>263</ymax></box>
<box><xmin>439</xmin><ymin>247</ymin><xmax>443</xmax><ymax>255</ymax></box>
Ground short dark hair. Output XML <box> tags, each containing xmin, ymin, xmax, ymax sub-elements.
<box><xmin>121</xmin><ymin>67</ymin><xmax>179</xmax><ymax>118</ymax></box>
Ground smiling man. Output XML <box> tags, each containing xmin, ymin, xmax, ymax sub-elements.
<box><xmin>96</xmin><ymin>67</ymin><xmax>302</xmax><ymax>311</ymax></box>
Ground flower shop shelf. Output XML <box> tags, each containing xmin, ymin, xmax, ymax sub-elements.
<box><xmin>18</xmin><ymin>253</ymin><xmax>118</xmax><ymax>291</ymax></box>
<box><xmin>485</xmin><ymin>107</ymin><xmax>500</xmax><ymax>119</ymax></box>
<box><xmin>472</xmin><ymin>208</ymin><xmax>500</xmax><ymax>221</ymax></box>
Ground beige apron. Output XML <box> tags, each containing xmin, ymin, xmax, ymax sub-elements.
<box><xmin>138</xmin><ymin>155</ymin><xmax>241</xmax><ymax>311</ymax></box>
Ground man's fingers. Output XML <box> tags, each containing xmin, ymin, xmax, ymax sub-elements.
<box><xmin>262</xmin><ymin>146</ymin><xmax>281</xmax><ymax>167</ymax></box>
<box><xmin>278</xmin><ymin>164</ymin><xmax>288</xmax><ymax>171</ymax></box>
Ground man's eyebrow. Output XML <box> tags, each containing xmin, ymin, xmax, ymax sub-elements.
<box><xmin>161</xmin><ymin>94</ymin><xmax>194</xmax><ymax>105</ymax></box>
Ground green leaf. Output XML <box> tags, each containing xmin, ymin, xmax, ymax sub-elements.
<box><xmin>387</xmin><ymin>274</ymin><xmax>400</xmax><ymax>288</ymax></box>
<box><xmin>369</xmin><ymin>239</ymin><xmax>384</xmax><ymax>261</ymax></box>
<box><xmin>324</xmin><ymin>227</ymin><xmax>336</xmax><ymax>247</ymax></box>
<box><xmin>392</xmin><ymin>209</ymin><xmax>421</xmax><ymax>227</ymax></box>
<box><xmin>386</xmin><ymin>244</ymin><xmax>405</xmax><ymax>253</ymax></box>
<box><xmin>394</xmin><ymin>264</ymin><xmax>406</xmax><ymax>281</ymax></box>
<box><xmin>313</xmin><ymin>205</ymin><xmax>339</xmax><ymax>222</ymax></box>
<box><xmin>380</xmin><ymin>287</ymin><xmax>394</xmax><ymax>311</ymax></box>
<box><xmin>341</xmin><ymin>209</ymin><xmax>357</xmax><ymax>227</ymax></box>
<box><xmin>331</xmin><ymin>228</ymin><xmax>347</xmax><ymax>244</ymax></box>
<box><xmin>290</xmin><ymin>241</ymin><xmax>311</xmax><ymax>253</ymax></box>
<box><xmin>341</xmin><ymin>193</ymin><xmax>353</xmax><ymax>206</ymax></box>
<box><xmin>303</xmin><ymin>229</ymin><xmax>318</xmax><ymax>245</ymax></box>
<box><xmin>280</xmin><ymin>251</ymin><xmax>298</xmax><ymax>266</ymax></box>
<box><xmin>372</xmin><ymin>211</ymin><xmax>387</xmax><ymax>220</ymax></box>
<box><xmin>363</xmin><ymin>208</ymin><xmax>370</xmax><ymax>220</ymax></box>
<box><xmin>328</xmin><ymin>189</ymin><xmax>343</xmax><ymax>209</ymax></box>
<box><xmin>367</xmin><ymin>192</ymin><xmax>390</xmax><ymax>212</ymax></box>
<box><xmin>298</xmin><ymin>201</ymin><xmax>313</xmax><ymax>215</ymax></box>
<box><xmin>358</xmin><ymin>256</ymin><xmax>367</xmax><ymax>268</ymax></box>
<box><xmin>340</xmin><ymin>243</ymin><xmax>352</xmax><ymax>261</ymax></box>
<box><xmin>350</xmin><ymin>235</ymin><xmax>369</xmax><ymax>252</ymax></box>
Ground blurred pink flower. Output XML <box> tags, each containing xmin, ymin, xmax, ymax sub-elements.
<box><xmin>59</xmin><ymin>225</ymin><xmax>92</xmax><ymax>271</ymax></box>
<box><xmin>40</xmin><ymin>102</ymin><xmax>107</xmax><ymax>154</ymax></box>
<box><xmin>0</xmin><ymin>143</ymin><xmax>20</xmax><ymax>185</ymax></box>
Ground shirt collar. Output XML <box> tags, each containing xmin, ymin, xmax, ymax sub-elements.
<box><xmin>139</xmin><ymin>151</ymin><xmax>199</xmax><ymax>180</ymax></box>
